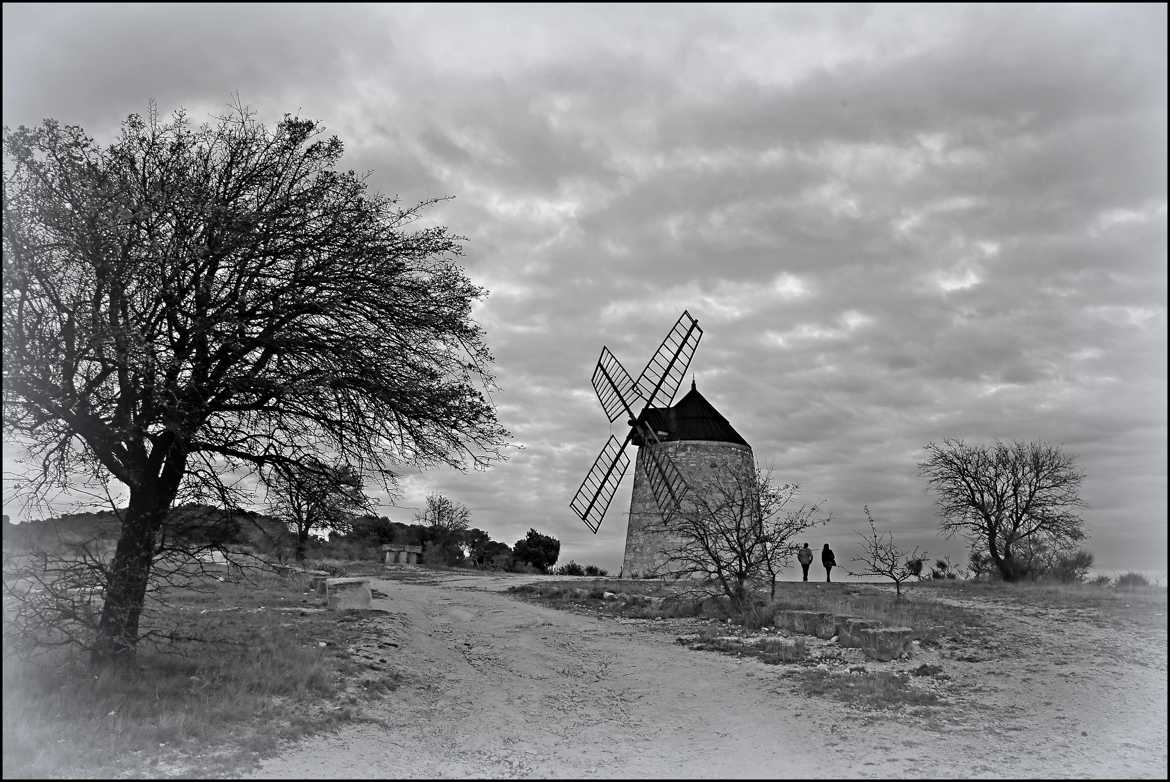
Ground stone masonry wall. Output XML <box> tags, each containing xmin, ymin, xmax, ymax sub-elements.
<box><xmin>621</xmin><ymin>440</ymin><xmax>756</xmax><ymax>579</ymax></box>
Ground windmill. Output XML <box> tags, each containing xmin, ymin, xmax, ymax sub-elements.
<box><xmin>569</xmin><ymin>310</ymin><xmax>703</xmax><ymax>535</ymax></box>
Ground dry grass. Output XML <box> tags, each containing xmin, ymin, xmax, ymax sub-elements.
<box><xmin>787</xmin><ymin>668</ymin><xmax>944</xmax><ymax>710</ymax></box>
<box><xmin>683</xmin><ymin>634</ymin><xmax>810</xmax><ymax>664</ymax></box>
<box><xmin>513</xmin><ymin>579</ymin><xmax>986</xmax><ymax>645</ymax></box>
<box><xmin>2</xmin><ymin>568</ymin><xmax>397</xmax><ymax>778</ymax></box>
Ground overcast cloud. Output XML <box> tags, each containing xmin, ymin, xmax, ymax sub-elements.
<box><xmin>3</xmin><ymin>3</ymin><xmax>1165</xmax><ymax>576</ymax></box>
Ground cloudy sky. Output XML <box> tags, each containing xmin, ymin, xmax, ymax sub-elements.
<box><xmin>3</xmin><ymin>3</ymin><xmax>1166</xmax><ymax>577</ymax></box>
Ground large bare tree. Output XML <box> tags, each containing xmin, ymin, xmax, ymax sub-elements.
<box><xmin>262</xmin><ymin>459</ymin><xmax>369</xmax><ymax>563</ymax></box>
<box><xmin>919</xmin><ymin>439</ymin><xmax>1086</xmax><ymax>582</ymax></box>
<box><xmin>2</xmin><ymin>105</ymin><xmax>509</xmax><ymax>665</ymax></box>
<box><xmin>653</xmin><ymin>466</ymin><xmax>828</xmax><ymax>608</ymax></box>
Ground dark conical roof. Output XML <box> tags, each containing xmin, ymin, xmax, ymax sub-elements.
<box><xmin>631</xmin><ymin>381</ymin><xmax>749</xmax><ymax>447</ymax></box>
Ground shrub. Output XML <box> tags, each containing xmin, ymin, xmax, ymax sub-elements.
<box><xmin>554</xmin><ymin>561</ymin><xmax>585</xmax><ymax>576</ymax></box>
<box><xmin>1117</xmin><ymin>572</ymin><xmax>1149</xmax><ymax>589</ymax></box>
<box><xmin>583</xmin><ymin>565</ymin><xmax>608</xmax><ymax>577</ymax></box>
<box><xmin>930</xmin><ymin>558</ymin><xmax>959</xmax><ymax>580</ymax></box>
<box><xmin>1088</xmin><ymin>575</ymin><xmax>1113</xmax><ymax>587</ymax></box>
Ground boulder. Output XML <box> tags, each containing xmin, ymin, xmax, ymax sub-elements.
<box><xmin>325</xmin><ymin>577</ymin><xmax>372</xmax><ymax>611</ymax></box>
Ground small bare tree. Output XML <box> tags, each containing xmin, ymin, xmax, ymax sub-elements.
<box><xmin>414</xmin><ymin>493</ymin><xmax>471</xmax><ymax>564</ymax></box>
<box><xmin>653</xmin><ymin>466</ymin><xmax>828</xmax><ymax>609</ymax></box>
<box><xmin>850</xmin><ymin>506</ymin><xmax>928</xmax><ymax>598</ymax></box>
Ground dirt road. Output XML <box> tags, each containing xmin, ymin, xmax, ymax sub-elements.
<box><xmin>248</xmin><ymin>572</ymin><xmax>1166</xmax><ymax>779</ymax></box>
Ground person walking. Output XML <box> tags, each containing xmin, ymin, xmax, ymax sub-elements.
<box><xmin>822</xmin><ymin>543</ymin><xmax>837</xmax><ymax>583</ymax></box>
<box><xmin>797</xmin><ymin>543</ymin><xmax>814</xmax><ymax>582</ymax></box>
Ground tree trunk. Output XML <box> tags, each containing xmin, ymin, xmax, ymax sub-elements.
<box><xmin>997</xmin><ymin>545</ymin><xmax>1021</xmax><ymax>582</ymax></box>
<box><xmin>295</xmin><ymin>531</ymin><xmax>308</xmax><ymax>563</ymax></box>
<box><xmin>91</xmin><ymin>489</ymin><xmax>170</xmax><ymax>668</ymax></box>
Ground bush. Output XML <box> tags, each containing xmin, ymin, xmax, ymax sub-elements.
<box><xmin>513</xmin><ymin>529</ymin><xmax>560</xmax><ymax>573</ymax></box>
<box><xmin>583</xmin><ymin>565</ymin><xmax>608</xmax><ymax>577</ymax></box>
<box><xmin>1117</xmin><ymin>572</ymin><xmax>1149</xmax><ymax>589</ymax></box>
<box><xmin>1088</xmin><ymin>575</ymin><xmax>1113</xmax><ymax>587</ymax></box>
<box><xmin>554</xmin><ymin>561</ymin><xmax>585</xmax><ymax>576</ymax></box>
<box><xmin>930</xmin><ymin>558</ymin><xmax>959</xmax><ymax>580</ymax></box>
<box><xmin>1045</xmin><ymin>550</ymin><xmax>1094</xmax><ymax>583</ymax></box>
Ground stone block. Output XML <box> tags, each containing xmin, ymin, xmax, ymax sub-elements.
<box><xmin>811</xmin><ymin>613</ymin><xmax>838</xmax><ymax>639</ymax></box>
<box><xmin>313</xmin><ymin>575</ymin><xmax>330</xmax><ymax>596</ymax></box>
<box><xmin>836</xmin><ymin>618</ymin><xmax>881</xmax><ymax>648</ymax></box>
<box><xmin>860</xmin><ymin>627</ymin><xmax>914</xmax><ymax>661</ymax></box>
<box><xmin>772</xmin><ymin>609</ymin><xmax>799</xmax><ymax>631</ymax></box>
<box><xmin>325</xmin><ymin>577</ymin><xmax>371</xmax><ymax>611</ymax></box>
<box><xmin>791</xmin><ymin>611</ymin><xmax>825</xmax><ymax>635</ymax></box>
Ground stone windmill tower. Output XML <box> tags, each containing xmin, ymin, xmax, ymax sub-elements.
<box><xmin>622</xmin><ymin>380</ymin><xmax>753</xmax><ymax>577</ymax></box>
<box><xmin>570</xmin><ymin>311</ymin><xmax>756</xmax><ymax>577</ymax></box>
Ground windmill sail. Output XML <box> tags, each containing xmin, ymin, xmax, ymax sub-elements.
<box><xmin>591</xmin><ymin>347</ymin><xmax>645</xmax><ymax>423</ymax></box>
<box><xmin>569</xmin><ymin>435</ymin><xmax>631</xmax><ymax>533</ymax></box>
<box><xmin>639</xmin><ymin>435</ymin><xmax>689</xmax><ymax>522</ymax></box>
<box><xmin>635</xmin><ymin>310</ymin><xmax>703</xmax><ymax>410</ymax></box>
<box><xmin>572</xmin><ymin>310</ymin><xmax>702</xmax><ymax>534</ymax></box>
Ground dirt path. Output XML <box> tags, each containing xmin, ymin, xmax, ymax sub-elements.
<box><xmin>247</xmin><ymin>574</ymin><xmax>1166</xmax><ymax>779</ymax></box>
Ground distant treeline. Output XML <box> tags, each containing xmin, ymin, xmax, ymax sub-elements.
<box><xmin>2</xmin><ymin>504</ymin><xmax>578</xmax><ymax>575</ymax></box>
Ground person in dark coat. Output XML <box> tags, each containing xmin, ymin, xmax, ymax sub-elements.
<box><xmin>822</xmin><ymin>544</ymin><xmax>837</xmax><ymax>583</ymax></box>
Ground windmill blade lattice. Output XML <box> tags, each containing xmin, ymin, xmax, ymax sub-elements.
<box><xmin>635</xmin><ymin>310</ymin><xmax>703</xmax><ymax>409</ymax></box>
<box><xmin>640</xmin><ymin>431</ymin><xmax>689</xmax><ymax>521</ymax></box>
<box><xmin>570</xmin><ymin>310</ymin><xmax>702</xmax><ymax>533</ymax></box>
<box><xmin>591</xmin><ymin>346</ymin><xmax>645</xmax><ymax>423</ymax></box>
<box><xmin>569</xmin><ymin>435</ymin><xmax>631</xmax><ymax>533</ymax></box>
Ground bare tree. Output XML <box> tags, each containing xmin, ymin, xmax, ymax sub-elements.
<box><xmin>414</xmin><ymin>493</ymin><xmax>471</xmax><ymax>565</ymax></box>
<box><xmin>919</xmin><ymin>440</ymin><xmax>1086</xmax><ymax>582</ymax></box>
<box><xmin>849</xmin><ymin>506</ymin><xmax>928</xmax><ymax>597</ymax></box>
<box><xmin>2</xmin><ymin>105</ymin><xmax>509</xmax><ymax>666</ymax></box>
<box><xmin>262</xmin><ymin>459</ymin><xmax>369</xmax><ymax>562</ymax></box>
<box><xmin>415</xmin><ymin>493</ymin><xmax>471</xmax><ymax>533</ymax></box>
<box><xmin>653</xmin><ymin>466</ymin><xmax>828</xmax><ymax>609</ymax></box>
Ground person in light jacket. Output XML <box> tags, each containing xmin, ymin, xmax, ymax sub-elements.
<box><xmin>822</xmin><ymin>543</ymin><xmax>837</xmax><ymax>583</ymax></box>
<box><xmin>797</xmin><ymin>543</ymin><xmax>814</xmax><ymax>582</ymax></box>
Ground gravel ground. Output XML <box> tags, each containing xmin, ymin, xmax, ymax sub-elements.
<box><xmin>245</xmin><ymin>571</ymin><xmax>1167</xmax><ymax>779</ymax></box>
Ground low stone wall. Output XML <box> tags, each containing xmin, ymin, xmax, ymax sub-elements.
<box><xmin>772</xmin><ymin>609</ymin><xmax>914</xmax><ymax>661</ymax></box>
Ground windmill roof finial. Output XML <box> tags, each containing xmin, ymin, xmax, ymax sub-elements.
<box><xmin>691</xmin><ymin>375</ymin><xmax>696</xmax><ymax>392</ymax></box>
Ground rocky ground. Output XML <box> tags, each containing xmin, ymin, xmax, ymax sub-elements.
<box><xmin>245</xmin><ymin>571</ymin><xmax>1167</xmax><ymax>779</ymax></box>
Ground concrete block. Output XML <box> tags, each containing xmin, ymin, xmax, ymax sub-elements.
<box><xmin>860</xmin><ymin>627</ymin><xmax>914</xmax><ymax>661</ymax></box>
<box><xmin>325</xmin><ymin>577</ymin><xmax>371</xmax><ymax>611</ymax></box>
